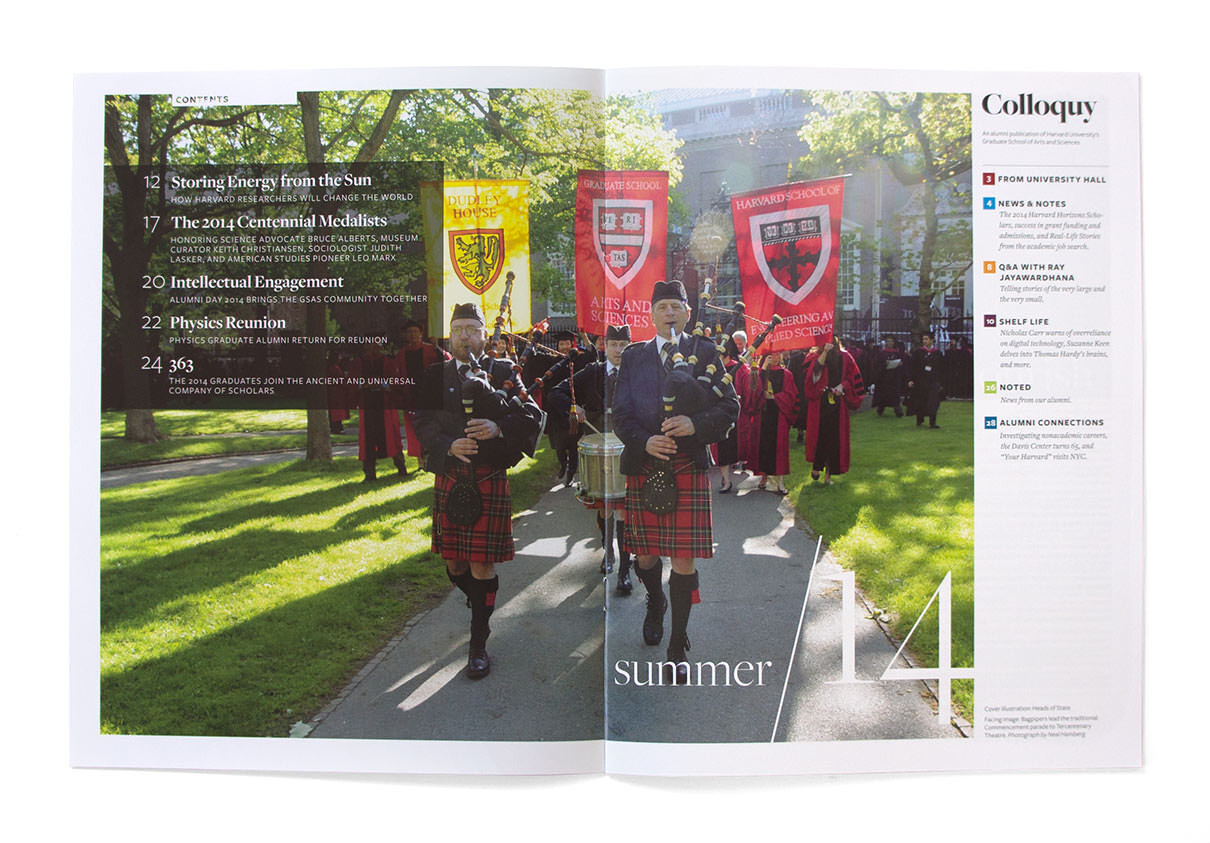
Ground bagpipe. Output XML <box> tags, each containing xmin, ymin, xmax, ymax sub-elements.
<box><xmin>515</xmin><ymin>328</ymin><xmax>599</xmax><ymax>438</ymax></box>
<box><xmin>457</xmin><ymin>351</ymin><xmax>541</xmax><ymax>445</ymax></box>
<box><xmin>451</xmin><ymin>272</ymin><xmax>546</xmax><ymax>461</ymax></box>
<box><xmin>641</xmin><ymin>281</ymin><xmax>746</xmax><ymax>516</ymax></box>
<box><xmin>682</xmin><ymin>279</ymin><xmax>784</xmax><ymax>411</ymax></box>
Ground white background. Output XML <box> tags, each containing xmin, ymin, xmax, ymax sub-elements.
<box><xmin>7</xmin><ymin>1</ymin><xmax>1202</xmax><ymax>839</ymax></box>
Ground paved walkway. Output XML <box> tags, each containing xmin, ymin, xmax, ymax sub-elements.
<box><xmin>106</xmin><ymin>444</ymin><xmax>964</xmax><ymax>743</ymax></box>
<box><xmin>306</xmin><ymin>469</ymin><xmax>962</xmax><ymax>744</ymax></box>
<box><xmin>309</xmin><ymin>474</ymin><xmax>606</xmax><ymax>742</ymax></box>
<box><xmin>101</xmin><ymin>444</ymin><xmax>359</xmax><ymax>489</ymax></box>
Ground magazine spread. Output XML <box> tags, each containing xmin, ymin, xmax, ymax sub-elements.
<box><xmin>70</xmin><ymin>65</ymin><xmax>1142</xmax><ymax>776</ymax></box>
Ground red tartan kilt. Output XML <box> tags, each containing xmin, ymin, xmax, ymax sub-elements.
<box><xmin>432</xmin><ymin>462</ymin><xmax>515</xmax><ymax>563</ymax></box>
<box><xmin>624</xmin><ymin>455</ymin><xmax>713</xmax><ymax>558</ymax></box>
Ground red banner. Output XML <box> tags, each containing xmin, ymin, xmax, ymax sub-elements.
<box><xmin>730</xmin><ymin>177</ymin><xmax>845</xmax><ymax>351</ymax></box>
<box><xmin>575</xmin><ymin>170</ymin><xmax>668</xmax><ymax>340</ymax></box>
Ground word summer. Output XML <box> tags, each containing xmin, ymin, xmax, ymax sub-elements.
<box><xmin>613</xmin><ymin>658</ymin><xmax>774</xmax><ymax>687</ymax></box>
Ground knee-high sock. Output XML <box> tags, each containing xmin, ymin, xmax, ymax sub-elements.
<box><xmin>616</xmin><ymin>522</ymin><xmax>631</xmax><ymax>574</ymax></box>
<box><xmin>467</xmin><ymin>575</ymin><xmax>498</xmax><ymax>649</ymax></box>
<box><xmin>667</xmin><ymin>571</ymin><xmax>700</xmax><ymax>650</ymax></box>
<box><xmin>447</xmin><ymin>568</ymin><xmax>474</xmax><ymax>601</ymax></box>
<box><xmin>636</xmin><ymin>560</ymin><xmax>663</xmax><ymax>599</ymax></box>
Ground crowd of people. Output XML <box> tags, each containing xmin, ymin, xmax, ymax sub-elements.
<box><xmin>324</xmin><ymin>292</ymin><xmax>973</xmax><ymax>684</ymax></box>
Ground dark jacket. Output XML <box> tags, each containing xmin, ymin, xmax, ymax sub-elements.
<box><xmin>612</xmin><ymin>333</ymin><xmax>739</xmax><ymax>475</ymax></box>
<box><xmin>414</xmin><ymin>357</ymin><xmax>543</xmax><ymax>474</ymax></box>
<box><xmin>547</xmin><ymin>360</ymin><xmax>615</xmax><ymax>435</ymax></box>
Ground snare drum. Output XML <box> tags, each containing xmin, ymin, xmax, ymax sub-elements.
<box><xmin>577</xmin><ymin>432</ymin><xmax>625</xmax><ymax>500</ymax></box>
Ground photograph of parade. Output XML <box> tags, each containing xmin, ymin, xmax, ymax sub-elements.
<box><xmin>99</xmin><ymin>83</ymin><xmax>973</xmax><ymax>745</ymax></box>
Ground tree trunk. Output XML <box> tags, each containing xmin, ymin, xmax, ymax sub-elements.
<box><xmin>299</xmin><ymin>91</ymin><xmax>334</xmax><ymax>463</ymax></box>
<box><xmin>906</xmin><ymin>95</ymin><xmax>939</xmax><ymax>340</ymax></box>
<box><xmin>106</xmin><ymin>95</ymin><xmax>164</xmax><ymax>442</ymax></box>
<box><xmin>296</xmin><ymin>89</ymin><xmax>410</xmax><ymax>463</ymax></box>
<box><xmin>124</xmin><ymin>409</ymin><xmax>163</xmax><ymax>442</ymax></box>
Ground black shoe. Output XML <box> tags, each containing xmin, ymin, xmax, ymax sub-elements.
<box><xmin>467</xmin><ymin>647</ymin><xmax>491</xmax><ymax>679</ymax></box>
<box><xmin>600</xmin><ymin>555</ymin><xmax>613</xmax><ymax>575</ymax></box>
<box><xmin>929</xmin><ymin>423</ymin><xmax>941</xmax><ymax>429</ymax></box>
<box><xmin>642</xmin><ymin>592</ymin><xmax>667</xmax><ymax>645</ymax></box>
<box><xmin>617</xmin><ymin>568</ymin><xmax>633</xmax><ymax>595</ymax></box>
<box><xmin>664</xmin><ymin>635</ymin><xmax>690</xmax><ymax>685</ymax></box>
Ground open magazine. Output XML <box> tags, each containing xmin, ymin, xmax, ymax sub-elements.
<box><xmin>71</xmin><ymin>66</ymin><xmax>1142</xmax><ymax>776</ymax></box>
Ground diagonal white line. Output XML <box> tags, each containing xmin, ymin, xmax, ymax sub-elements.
<box><xmin>770</xmin><ymin>534</ymin><xmax>822</xmax><ymax>743</ymax></box>
<box><xmin>879</xmin><ymin>578</ymin><xmax>942</xmax><ymax>679</ymax></box>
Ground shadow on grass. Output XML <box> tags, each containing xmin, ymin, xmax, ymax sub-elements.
<box><xmin>102</xmin><ymin>462</ymin><xmax>439</xmax><ymax>631</ymax></box>
<box><xmin>101</xmin><ymin>561</ymin><xmax>448</xmax><ymax>737</ymax></box>
<box><xmin>100</xmin><ymin>444</ymin><xmax>563</xmax><ymax>736</ymax></box>
<box><xmin>788</xmin><ymin>403</ymin><xmax>974</xmax><ymax>702</ymax></box>
<box><xmin>790</xmin><ymin>403</ymin><xmax>974</xmax><ymax>543</ymax></box>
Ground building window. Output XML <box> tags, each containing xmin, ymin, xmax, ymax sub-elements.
<box><xmin>757</xmin><ymin>94</ymin><xmax>791</xmax><ymax>115</ymax></box>
<box><xmin>945</xmin><ymin>274</ymin><xmax>965</xmax><ymax>305</ymax></box>
<box><xmin>838</xmin><ymin>229</ymin><xmax>861</xmax><ymax>311</ymax></box>
<box><xmin>838</xmin><ymin>277</ymin><xmax>857</xmax><ymax>309</ymax></box>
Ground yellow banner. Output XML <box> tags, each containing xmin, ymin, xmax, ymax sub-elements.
<box><xmin>423</xmin><ymin>179</ymin><xmax>530</xmax><ymax>339</ymax></box>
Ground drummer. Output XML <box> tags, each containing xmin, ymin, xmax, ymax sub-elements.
<box><xmin>547</xmin><ymin>324</ymin><xmax>633</xmax><ymax>593</ymax></box>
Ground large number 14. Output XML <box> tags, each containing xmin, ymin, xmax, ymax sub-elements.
<box><xmin>831</xmin><ymin>570</ymin><xmax>973</xmax><ymax>725</ymax></box>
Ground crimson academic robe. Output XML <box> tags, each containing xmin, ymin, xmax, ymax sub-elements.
<box><xmin>394</xmin><ymin>342</ymin><xmax>450</xmax><ymax>458</ymax></box>
<box><xmin>349</xmin><ymin>351</ymin><xmax>403</xmax><ymax>460</ymax></box>
<box><xmin>757</xmin><ymin>366</ymin><xmax>798</xmax><ymax>476</ymax></box>
<box><xmin>733</xmin><ymin>362</ymin><xmax>764</xmax><ymax>468</ymax></box>
<box><xmin>327</xmin><ymin>361</ymin><xmax>350</xmax><ymax>424</ymax></box>
<box><xmin>802</xmin><ymin>350</ymin><xmax>864</xmax><ymax>475</ymax></box>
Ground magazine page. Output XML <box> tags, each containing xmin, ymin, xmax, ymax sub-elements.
<box><xmin>72</xmin><ymin>66</ymin><xmax>612</xmax><ymax>775</ymax></box>
<box><xmin>600</xmin><ymin>67</ymin><xmax>1141</xmax><ymax>775</ymax></box>
<box><xmin>70</xmin><ymin>64</ymin><xmax>1142</xmax><ymax>779</ymax></box>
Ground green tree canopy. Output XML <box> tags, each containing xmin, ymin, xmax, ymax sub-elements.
<box><xmin>102</xmin><ymin>88</ymin><xmax>683</xmax><ymax>444</ymax></box>
<box><xmin>797</xmin><ymin>91</ymin><xmax>972</xmax><ymax>336</ymax></box>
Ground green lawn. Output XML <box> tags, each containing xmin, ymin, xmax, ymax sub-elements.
<box><xmin>787</xmin><ymin>401</ymin><xmax>974</xmax><ymax>717</ymax></box>
<box><xmin>102</xmin><ymin>409</ymin><xmax>315</xmax><ymax>438</ymax></box>
<box><xmin>101</xmin><ymin>432</ymin><xmax>358</xmax><ymax>468</ymax></box>
<box><xmin>100</xmin><ymin>409</ymin><xmax>359</xmax><ymax>468</ymax></box>
<box><xmin>100</xmin><ymin>445</ymin><xmax>556</xmax><ymax>737</ymax></box>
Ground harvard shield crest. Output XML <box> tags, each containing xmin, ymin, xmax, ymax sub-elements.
<box><xmin>449</xmin><ymin>229</ymin><xmax>505</xmax><ymax>295</ymax></box>
<box><xmin>592</xmin><ymin>199</ymin><xmax>654</xmax><ymax>291</ymax></box>
<box><xmin>748</xmin><ymin>207</ymin><xmax>831</xmax><ymax>305</ymax></box>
